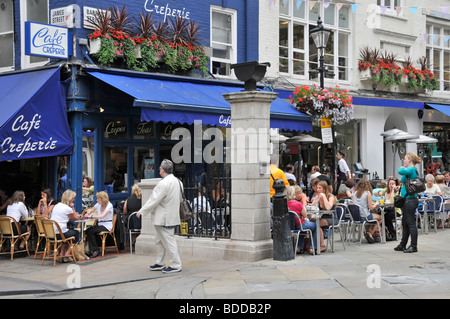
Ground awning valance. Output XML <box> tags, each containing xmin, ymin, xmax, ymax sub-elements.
<box><xmin>87</xmin><ymin>70</ymin><xmax>312</xmax><ymax>132</ymax></box>
<box><xmin>427</xmin><ymin>103</ymin><xmax>450</xmax><ymax>117</ymax></box>
<box><xmin>0</xmin><ymin>67</ymin><xmax>73</xmax><ymax>161</ymax></box>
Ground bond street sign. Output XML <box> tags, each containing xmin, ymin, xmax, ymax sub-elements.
<box><xmin>25</xmin><ymin>21</ymin><xmax>73</xmax><ymax>60</ymax></box>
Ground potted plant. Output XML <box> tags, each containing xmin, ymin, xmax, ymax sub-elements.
<box><xmin>289</xmin><ymin>84</ymin><xmax>354</xmax><ymax>125</ymax></box>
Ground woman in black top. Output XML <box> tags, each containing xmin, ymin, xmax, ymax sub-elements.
<box><xmin>124</xmin><ymin>184</ymin><xmax>142</xmax><ymax>230</ymax></box>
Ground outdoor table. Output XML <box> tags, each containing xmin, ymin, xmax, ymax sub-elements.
<box><xmin>419</xmin><ymin>197</ymin><xmax>432</xmax><ymax>234</ymax></box>
<box><xmin>378</xmin><ymin>202</ymin><xmax>395</xmax><ymax>244</ymax></box>
<box><xmin>306</xmin><ymin>207</ymin><xmax>335</xmax><ymax>255</ymax></box>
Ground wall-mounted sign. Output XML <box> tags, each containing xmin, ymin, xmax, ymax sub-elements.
<box><xmin>25</xmin><ymin>21</ymin><xmax>73</xmax><ymax>59</ymax></box>
<box><xmin>51</xmin><ymin>5</ymin><xmax>75</xmax><ymax>28</ymax></box>
<box><xmin>84</xmin><ymin>7</ymin><xmax>108</xmax><ymax>30</ymax></box>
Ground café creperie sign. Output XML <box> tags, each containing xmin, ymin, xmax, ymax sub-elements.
<box><xmin>25</xmin><ymin>21</ymin><xmax>73</xmax><ymax>60</ymax></box>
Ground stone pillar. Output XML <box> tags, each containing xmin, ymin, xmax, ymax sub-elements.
<box><xmin>134</xmin><ymin>178</ymin><xmax>161</xmax><ymax>256</ymax></box>
<box><xmin>222</xmin><ymin>90</ymin><xmax>278</xmax><ymax>260</ymax></box>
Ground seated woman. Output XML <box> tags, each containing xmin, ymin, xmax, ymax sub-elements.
<box><xmin>311</xmin><ymin>181</ymin><xmax>336</xmax><ymax>252</ymax></box>
<box><xmin>37</xmin><ymin>188</ymin><xmax>57</xmax><ymax>216</ymax></box>
<box><xmin>6</xmin><ymin>190</ymin><xmax>30</xmax><ymax>249</ymax></box>
<box><xmin>285</xmin><ymin>186</ymin><xmax>317</xmax><ymax>255</ymax></box>
<box><xmin>425</xmin><ymin>174</ymin><xmax>442</xmax><ymax>196</ymax></box>
<box><xmin>293</xmin><ymin>185</ymin><xmax>308</xmax><ymax>207</ymax></box>
<box><xmin>51</xmin><ymin>190</ymin><xmax>80</xmax><ymax>257</ymax></box>
<box><xmin>352</xmin><ymin>179</ymin><xmax>381</xmax><ymax>243</ymax></box>
<box><xmin>85</xmin><ymin>191</ymin><xmax>114</xmax><ymax>258</ymax></box>
<box><xmin>379</xmin><ymin>177</ymin><xmax>401</xmax><ymax>240</ymax></box>
<box><xmin>124</xmin><ymin>184</ymin><xmax>143</xmax><ymax>247</ymax></box>
<box><xmin>337</xmin><ymin>179</ymin><xmax>355</xmax><ymax>200</ymax></box>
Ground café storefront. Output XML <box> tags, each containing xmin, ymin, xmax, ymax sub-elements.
<box><xmin>0</xmin><ymin>66</ymin><xmax>73</xmax><ymax>209</ymax></box>
<box><xmin>66</xmin><ymin>65</ymin><xmax>313</xmax><ymax>211</ymax></box>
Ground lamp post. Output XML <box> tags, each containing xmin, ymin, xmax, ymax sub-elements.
<box><xmin>310</xmin><ymin>17</ymin><xmax>335</xmax><ymax>188</ymax></box>
<box><xmin>309</xmin><ymin>17</ymin><xmax>331</xmax><ymax>90</ymax></box>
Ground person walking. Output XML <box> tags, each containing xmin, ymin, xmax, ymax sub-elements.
<box><xmin>137</xmin><ymin>159</ymin><xmax>183</xmax><ymax>274</ymax></box>
<box><xmin>394</xmin><ymin>152</ymin><xmax>421</xmax><ymax>253</ymax></box>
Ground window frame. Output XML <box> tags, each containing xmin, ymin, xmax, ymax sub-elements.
<box><xmin>20</xmin><ymin>0</ymin><xmax>50</xmax><ymax>69</ymax></box>
<box><xmin>210</xmin><ymin>5</ymin><xmax>237</xmax><ymax>78</ymax></box>
<box><xmin>426</xmin><ymin>23</ymin><xmax>450</xmax><ymax>92</ymax></box>
<box><xmin>0</xmin><ymin>0</ymin><xmax>15</xmax><ymax>71</ymax></box>
<box><xmin>278</xmin><ymin>0</ymin><xmax>352</xmax><ymax>84</ymax></box>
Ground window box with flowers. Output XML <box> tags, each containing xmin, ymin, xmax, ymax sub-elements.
<box><xmin>87</xmin><ymin>7</ymin><xmax>209</xmax><ymax>75</ymax></box>
<box><xmin>358</xmin><ymin>47</ymin><xmax>439</xmax><ymax>94</ymax></box>
<box><xmin>290</xmin><ymin>84</ymin><xmax>354</xmax><ymax>126</ymax></box>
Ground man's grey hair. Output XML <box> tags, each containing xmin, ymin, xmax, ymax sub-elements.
<box><xmin>160</xmin><ymin>159</ymin><xmax>174</xmax><ymax>174</ymax></box>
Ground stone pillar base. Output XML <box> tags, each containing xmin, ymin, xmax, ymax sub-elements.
<box><xmin>136</xmin><ymin>236</ymin><xmax>273</xmax><ymax>262</ymax></box>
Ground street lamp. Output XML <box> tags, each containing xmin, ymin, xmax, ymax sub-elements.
<box><xmin>310</xmin><ymin>17</ymin><xmax>334</xmax><ymax>185</ymax></box>
<box><xmin>309</xmin><ymin>17</ymin><xmax>331</xmax><ymax>89</ymax></box>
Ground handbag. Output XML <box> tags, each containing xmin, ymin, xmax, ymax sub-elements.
<box><xmin>72</xmin><ymin>242</ymin><xmax>86</xmax><ymax>261</ymax></box>
<box><xmin>178</xmin><ymin>180</ymin><xmax>193</xmax><ymax>221</ymax></box>
<box><xmin>394</xmin><ymin>195</ymin><xmax>405</xmax><ymax>209</ymax></box>
<box><xmin>404</xmin><ymin>168</ymin><xmax>426</xmax><ymax>196</ymax></box>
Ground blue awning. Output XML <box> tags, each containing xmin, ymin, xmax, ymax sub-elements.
<box><xmin>87</xmin><ymin>71</ymin><xmax>312</xmax><ymax>132</ymax></box>
<box><xmin>427</xmin><ymin>103</ymin><xmax>450</xmax><ymax>117</ymax></box>
<box><xmin>0</xmin><ymin>67</ymin><xmax>73</xmax><ymax>162</ymax></box>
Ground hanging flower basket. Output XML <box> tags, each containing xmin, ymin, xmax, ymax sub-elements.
<box><xmin>290</xmin><ymin>84</ymin><xmax>354</xmax><ymax>126</ymax></box>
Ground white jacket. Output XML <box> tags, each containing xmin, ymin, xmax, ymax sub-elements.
<box><xmin>140</xmin><ymin>174</ymin><xmax>182</xmax><ymax>226</ymax></box>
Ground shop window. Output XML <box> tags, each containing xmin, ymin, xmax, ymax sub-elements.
<box><xmin>133</xmin><ymin>146</ymin><xmax>155</xmax><ymax>182</ymax></box>
<box><xmin>104</xmin><ymin>118</ymin><xmax>128</xmax><ymax>140</ymax></box>
<box><xmin>103</xmin><ymin>146</ymin><xmax>128</xmax><ymax>194</ymax></box>
<box><xmin>0</xmin><ymin>1</ymin><xmax>14</xmax><ymax>70</ymax></box>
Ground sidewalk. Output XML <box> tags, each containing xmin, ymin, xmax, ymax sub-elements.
<box><xmin>2</xmin><ymin>228</ymin><xmax>450</xmax><ymax>299</ymax></box>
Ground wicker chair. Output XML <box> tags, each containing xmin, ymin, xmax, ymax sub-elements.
<box><xmin>33</xmin><ymin>215</ymin><xmax>49</xmax><ymax>259</ymax></box>
<box><xmin>0</xmin><ymin>216</ymin><xmax>30</xmax><ymax>261</ymax></box>
<box><xmin>41</xmin><ymin>219</ymin><xmax>77</xmax><ymax>266</ymax></box>
<box><xmin>97</xmin><ymin>214</ymin><xmax>119</xmax><ymax>256</ymax></box>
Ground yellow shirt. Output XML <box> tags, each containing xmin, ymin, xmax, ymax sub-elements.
<box><xmin>270</xmin><ymin>164</ymin><xmax>290</xmax><ymax>198</ymax></box>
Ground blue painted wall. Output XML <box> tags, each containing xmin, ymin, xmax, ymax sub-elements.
<box><xmin>13</xmin><ymin>0</ymin><xmax>259</xmax><ymax>70</ymax></box>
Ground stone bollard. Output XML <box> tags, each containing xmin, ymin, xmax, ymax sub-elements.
<box><xmin>272</xmin><ymin>179</ymin><xmax>295</xmax><ymax>261</ymax></box>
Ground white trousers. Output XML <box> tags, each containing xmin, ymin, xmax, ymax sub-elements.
<box><xmin>154</xmin><ymin>225</ymin><xmax>182</xmax><ymax>269</ymax></box>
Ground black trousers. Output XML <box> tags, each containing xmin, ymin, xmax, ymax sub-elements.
<box><xmin>400</xmin><ymin>198</ymin><xmax>419</xmax><ymax>248</ymax></box>
<box><xmin>86</xmin><ymin>225</ymin><xmax>108</xmax><ymax>252</ymax></box>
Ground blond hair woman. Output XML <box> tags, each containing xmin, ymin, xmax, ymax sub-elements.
<box><xmin>124</xmin><ymin>184</ymin><xmax>143</xmax><ymax>230</ymax></box>
<box><xmin>85</xmin><ymin>191</ymin><xmax>114</xmax><ymax>258</ymax></box>
<box><xmin>50</xmin><ymin>189</ymin><xmax>80</xmax><ymax>256</ymax></box>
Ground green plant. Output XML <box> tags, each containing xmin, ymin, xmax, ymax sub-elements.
<box><xmin>95</xmin><ymin>34</ymin><xmax>116</xmax><ymax>66</ymax></box>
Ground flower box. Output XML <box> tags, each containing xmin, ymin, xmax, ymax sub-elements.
<box><xmin>359</xmin><ymin>68</ymin><xmax>373</xmax><ymax>81</ymax></box>
<box><xmin>89</xmin><ymin>38</ymin><xmax>102</xmax><ymax>54</ymax></box>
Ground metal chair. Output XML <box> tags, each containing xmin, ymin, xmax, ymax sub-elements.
<box><xmin>288</xmin><ymin>210</ymin><xmax>315</xmax><ymax>256</ymax></box>
<box><xmin>432</xmin><ymin>195</ymin><xmax>445</xmax><ymax>231</ymax></box>
<box><xmin>97</xmin><ymin>214</ymin><xmax>119</xmax><ymax>256</ymax></box>
<box><xmin>127</xmin><ymin>212</ymin><xmax>141</xmax><ymax>255</ymax></box>
<box><xmin>41</xmin><ymin>219</ymin><xmax>76</xmax><ymax>266</ymax></box>
<box><xmin>322</xmin><ymin>205</ymin><xmax>346</xmax><ymax>251</ymax></box>
<box><xmin>347</xmin><ymin>203</ymin><xmax>381</xmax><ymax>245</ymax></box>
<box><xmin>0</xmin><ymin>216</ymin><xmax>30</xmax><ymax>261</ymax></box>
<box><xmin>33</xmin><ymin>215</ymin><xmax>49</xmax><ymax>259</ymax></box>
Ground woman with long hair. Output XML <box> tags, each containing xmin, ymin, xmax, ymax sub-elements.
<box><xmin>311</xmin><ymin>180</ymin><xmax>336</xmax><ymax>252</ymax></box>
<box><xmin>352</xmin><ymin>179</ymin><xmax>381</xmax><ymax>243</ymax></box>
<box><xmin>6</xmin><ymin>191</ymin><xmax>30</xmax><ymax>249</ymax></box>
<box><xmin>395</xmin><ymin>152</ymin><xmax>421</xmax><ymax>253</ymax></box>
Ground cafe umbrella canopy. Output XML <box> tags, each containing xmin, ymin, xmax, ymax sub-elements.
<box><xmin>0</xmin><ymin>67</ymin><xmax>73</xmax><ymax>161</ymax></box>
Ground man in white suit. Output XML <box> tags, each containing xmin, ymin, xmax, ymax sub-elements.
<box><xmin>137</xmin><ymin>159</ymin><xmax>183</xmax><ymax>274</ymax></box>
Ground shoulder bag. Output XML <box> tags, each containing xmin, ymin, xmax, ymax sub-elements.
<box><xmin>404</xmin><ymin>168</ymin><xmax>426</xmax><ymax>196</ymax></box>
<box><xmin>178</xmin><ymin>179</ymin><xmax>193</xmax><ymax>221</ymax></box>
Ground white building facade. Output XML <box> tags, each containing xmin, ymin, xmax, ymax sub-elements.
<box><xmin>258</xmin><ymin>0</ymin><xmax>450</xmax><ymax>180</ymax></box>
